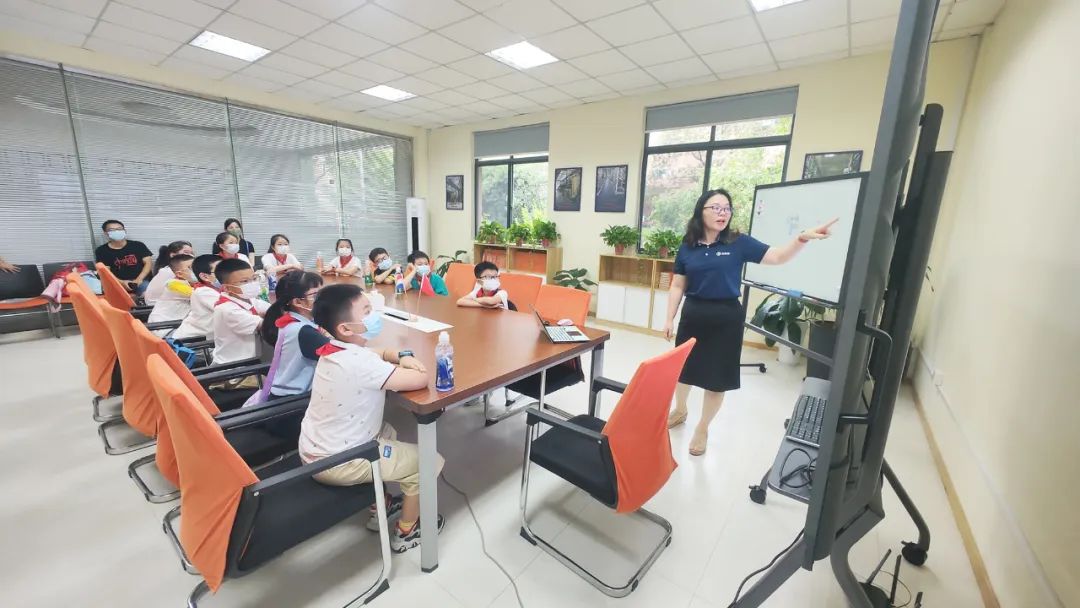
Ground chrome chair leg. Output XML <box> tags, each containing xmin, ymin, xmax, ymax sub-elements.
<box><xmin>187</xmin><ymin>581</ymin><xmax>208</xmax><ymax>608</ymax></box>
<box><xmin>163</xmin><ymin>505</ymin><xmax>200</xmax><ymax>575</ymax></box>
<box><xmin>343</xmin><ymin>466</ymin><xmax>393</xmax><ymax>607</ymax></box>
<box><xmin>485</xmin><ymin>371</ymin><xmax>547</xmax><ymax>426</ymax></box>
<box><xmin>98</xmin><ymin>418</ymin><xmax>154</xmax><ymax>455</ymax></box>
<box><xmin>92</xmin><ymin>395</ymin><xmax>123</xmax><ymax>423</ymax></box>
<box><xmin>128</xmin><ymin>453</ymin><xmax>179</xmax><ymax>503</ymax></box>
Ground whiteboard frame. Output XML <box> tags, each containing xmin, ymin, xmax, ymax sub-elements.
<box><xmin>742</xmin><ymin>172</ymin><xmax>869</xmax><ymax>308</ymax></box>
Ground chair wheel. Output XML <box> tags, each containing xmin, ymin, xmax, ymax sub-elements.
<box><xmin>758</xmin><ymin>364</ymin><xmax>767</xmax><ymax>373</ymax></box>
<box><xmin>749</xmin><ymin>486</ymin><xmax>766</xmax><ymax>504</ymax></box>
<box><xmin>902</xmin><ymin>543</ymin><xmax>927</xmax><ymax>566</ymax></box>
<box><xmin>665</xmin><ymin>537</ymin><xmax>672</xmax><ymax>547</ymax></box>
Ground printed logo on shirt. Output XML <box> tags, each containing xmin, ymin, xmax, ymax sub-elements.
<box><xmin>114</xmin><ymin>254</ymin><xmax>139</xmax><ymax>269</ymax></box>
<box><xmin>383</xmin><ymin>445</ymin><xmax>393</xmax><ymax>458</ymax></box>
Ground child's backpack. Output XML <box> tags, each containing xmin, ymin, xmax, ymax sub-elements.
<box><xmin>165</xmin><ymin>338</ymin><xmax>198</xmax><ymax>369</ymax></box>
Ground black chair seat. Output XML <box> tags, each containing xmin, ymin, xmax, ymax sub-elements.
<box><xmin>531</xmin><ymin>415</ymin><xmax>617</xmax><ymax>507</ymax></box>
<box><xmin>508</xmin><ymin>360</ymin><xmax>585</xmax><ymax>400</ymax></box>
<box><xmin>227</xmin><ymin>427</ymin><xmax>295</xmax><ymax>468</ymax></box>
<box><xmin>232</xmin><ymin>454</ymin><xmax>377</xmax><ymax>574</ymax></box>
<box><xmin>208</xmin><ymin>387</ymin><xmax>257</xmax><ymax>411</ymax></box>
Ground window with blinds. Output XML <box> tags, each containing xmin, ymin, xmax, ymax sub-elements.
<box><xmin>337</xmin><ymin>127</ymin><xmax>413</xmax><ymax>262</ymax></box>
<box><xmin>229</xmin><ymin>106</ymin><xmax>343</xmax><ymax>268</ymax></box>
<box><xmin>0</xmin><ymin>59</ymin><xmax>92</xmax><ymax>266</ymax></box>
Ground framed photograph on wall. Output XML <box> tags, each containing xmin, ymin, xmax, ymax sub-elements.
<box><xmin>553</xmin><ymin>167</ymin><xmax>582</xmax><ymax>211</ymax></box>
<box><xmin>445</xmin><ymin>174</ymin><xmax>464</xmax><ymax>210</ymax></box>
<box><xmin>802</xmin><ymin>151</ymin><xmax>863</xmax><ymax>179</ymax></box>
<box><xmin>595</xmin><ymin>164</ymin><xmax>628</xmax><ymax>212</ymax></box>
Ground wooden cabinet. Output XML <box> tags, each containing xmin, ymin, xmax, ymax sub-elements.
<box><xmin>473</xmin><ymin>243</ymin><xmax>562</xmax><ymax>283</ymax></box>
<box><xmin>595</xmin><ymin>253</ymin><xmax>677</xmax><ymax>336</ymax></box>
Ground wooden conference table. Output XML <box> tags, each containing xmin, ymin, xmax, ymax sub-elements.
<box><xmin>320</xmin><ymin>276</ymin><xmax>611</xmax><ymax>572</ymax></box>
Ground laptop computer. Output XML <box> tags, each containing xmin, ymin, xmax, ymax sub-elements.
<box><xmin>532</xmin><ymin>306</ymin><xmax>589</xmax><ymax>343</ymax></box>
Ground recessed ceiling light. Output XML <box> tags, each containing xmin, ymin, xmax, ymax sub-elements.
<box><xmin>486</xmin><ymin>41</ymin><xmax>558</xmax><ymax>70</ymax></box>
<box><xmin>749</xmin><ymin>0</ymin><xmax>808</xmax><ymax>11</ymax></box>
<box><xmin>362</xmin><ymin>85</ymin><xmax>416</xmax><ymax>102</ymax></box>
<box><xmin>189</xmin><ymin>31</ymin><xmax>270</xmax><ymax>62</ymax></box>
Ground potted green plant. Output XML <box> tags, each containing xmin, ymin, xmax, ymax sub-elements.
<box><xmin>642</xmin><ymin>229</ymin><xmax>682</xmax><ymax>258</ymax></box>
<box><xmin>749</xmin><ymin>294</ymin><xmax>804</xmax><ymax>364</ymax></box>
<box><xmin>433</xmin><ymin>250</ymin><xmax>468</xmax><ymax>277</ymax></box>
<box><xmin>600</xmin><ymin>225</ymin><xmax>639</xmax><ymax>255</ymax></box>
<box><xmin>553</xmin><ymin>268</ymin><xmax>597</xmax><ymax>292</ymax></box>
<box><xmin>532</xmin><ymin>218</ymin><xmax>559</xmax><ymax>247</ymax></box>
<box><xmin>477</xmin><ymin>220</ymin><xmax>505</xmax><ymax>244</ymax></box>
<box><xmin>507</xmin><ymin>223</ymin><xmax>532</xmax><ymax>246</ymax></box>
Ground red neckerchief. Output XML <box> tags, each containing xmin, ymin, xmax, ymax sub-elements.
<box><xmin>315</xmin><ymin>342</ymin><xmax>345</xmax><ymax>356</ymax></box>
<box><xmin>338</xmin><ymin>255</ymin><xmax>353</xmax><ymax>267</ymax></box>
<box><xmin>218</xmin><ymin>252</ymin><xmax>237</xmax><ymax>260</ymax></box>
<box><xmin>215</xmin><ymin>294</ymin><xmax>258</xmax><ymax>316</ymax></box>
<box><xmin>274</xmin><ymin>313</ymin><xmax>300</xmax><ymax>328</ymax></box>
<box><xmin>273</xmin><ymin>253</ymin><xmax>288</xmax><ymax>264</ymax></box>
<box><xmin>475</xmin><ymin>287</ymin><xmax>498</xmax><ymax>298</ymax></box>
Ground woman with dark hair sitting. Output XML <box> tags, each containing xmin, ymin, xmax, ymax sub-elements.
<box><xmin>211</xmin><ymin>217</ymin><xmax>256</xmax><ymax>259</ymax></box>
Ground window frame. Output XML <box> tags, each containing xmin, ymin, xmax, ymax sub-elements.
<box><xmin>474</xmin><ymin>153</ymin><xmax>549</xmax><ymax>232</ymax></box>
<box><xmin>636</xmin><ymin>122</ymin><xmax>794</xmax><ymax>250</ymax></box>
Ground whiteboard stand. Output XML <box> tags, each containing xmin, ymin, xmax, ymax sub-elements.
<box><xmin>740</xmin><ymin>283</ymin><xmax>767</xmax><ymax>374</ymax></box>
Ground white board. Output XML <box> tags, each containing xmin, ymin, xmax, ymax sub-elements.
<box><xmin>744</xmin><ymin>175</ymin><xmax>863</xmax><ymax>304</ymax></box>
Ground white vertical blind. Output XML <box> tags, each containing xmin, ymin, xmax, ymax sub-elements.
<box><xmin>338</xmin><ymin>127</ymin><xmax>413</xmax><ymax>262</ymax></box>
<box><xmin>65</xmin><ymin>72</ymin><xmax>239</xmax><ymax>257</ymax></box>
<box><xmin>229</xmin><ymin>106</ymin><xmax>343</xmax><ymax>268</ymax></box>
<box><xmin>0</xmin><ymin>59</ymin><xmax>92</xmax><ymax>265</ymax></box>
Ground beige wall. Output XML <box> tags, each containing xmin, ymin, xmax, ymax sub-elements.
<box><xmin>913</xmin><ymin>0</ymin><xmax>1079</xmax><ymax>606</ymax></box>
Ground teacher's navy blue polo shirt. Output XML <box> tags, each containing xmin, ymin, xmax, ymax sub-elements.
<box><xmin>673</xmin><ymin>233</ymin><xmax>770</xmax><ymax>300</ymax></box>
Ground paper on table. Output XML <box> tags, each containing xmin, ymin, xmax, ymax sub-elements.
<box><xmin>382</xmin><ymin>306</ymin><xmax>453</xmax><ymax>333</ymax></box>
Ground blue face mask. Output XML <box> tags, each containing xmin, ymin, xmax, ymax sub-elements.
<box><xmin>355</xmin><ymin>310</ymin><xmax>383</xmax><ymax>340</ymax></box>
<box><xmin>211</xmin><ymin>279</ymin><xmax>222</xmax><ymax>290</ymax></box>
<box><xmin>415</xmin><ymin>264</ymin><xmax>431</xmax><ymax>277</ymax></box>
<box><xmin>377</xmin><ymin>258</ymin><xmax>393</xmax><ymax>271</ymax></box>
<box><xmin>107</xmin><ymin>230</ymin><xmax>126</xmax><ymax>242</ymax></box>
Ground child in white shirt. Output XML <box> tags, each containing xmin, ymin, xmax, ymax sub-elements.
<box><xmin>260</xmin><ymin>234</ymin><xmax>303</xmax><ymax>283</ymax></box>
<box><xmin>148</xmin><ymin>254</ymin><xmax>194</xmax><ymax>325</ymax></box>
<box><xmin>173</xmin><ymin>255</ymin><xmax>222</xmax><ymax>341</ymax></box>
<box><xmin>211</xmin><ymin>258</ymin><xmax>270</xmax><ymax>365</ymax></box>
<box><xmin>456</xmin><ymin>261</ymin><xmax>513</xmax><ymax>310</ymax></box>
<box><xmin>144</xmin><ymin>240</ymin><xmax>193</xmax><ymax>304</ymax></box>
<box><xmin>323</xmin><ymin>238</ymin><xmax>361</xmax><ymax>276</ymax></box>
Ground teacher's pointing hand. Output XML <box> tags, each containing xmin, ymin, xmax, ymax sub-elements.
<box><xmin>799</xmin><ymin>217</ymin><xmax>839</xmax><ymax>242</ymax></box>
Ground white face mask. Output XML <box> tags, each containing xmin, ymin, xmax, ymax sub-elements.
<box><xmin>224</xmin><ymin>243</ymin><xmax>240</xmax><ymax>255</ymax></box>
<box><xmin>338</xmin><ymin>247</ymin><xmax>352</xmax><ymax>257</ymax></box>
<box><xmin>275</xmin><ymin>245</ymin><xmax>289</xmax><ymax>255</ymax></box>
<box><xmin>482</xmin><ymin>277</ymin><xmax>500</xmax><ymax>292</ymax></box>
<box><xmin>239</xmin><ymin>281</ymin><xmax>261</xmax><ymax>300</ymax></box>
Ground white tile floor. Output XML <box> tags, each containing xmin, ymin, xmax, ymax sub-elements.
<box><xmin>0</xmin><ymin>324</ymin><xmax>984</xmax><ymax>607</ymax></box>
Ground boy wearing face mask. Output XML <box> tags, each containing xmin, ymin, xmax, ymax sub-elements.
<box><xmin>457</xmin><ymin>261</ymin><xmax>512</xmax><ymax>310</ymax></box>
<box><xmin>211</xmin><ymin>258</ymin><xmax>271</xmax><ymax>366</ymax></box>
<box><xmin>148</xmin><ymin>254</ymin><xmax>195</xmax><ymax>325</ymax></box>
<box><xmin>173</xmin><ymin>255</ymin><xmax>223</xmax><ymax>341</ymax></box>
<box><xmin>369</xmin><ymin>247</ymin><xmax>400</xmax><ymax>285</ymax></box>
<box><xmin>299</xmin><ymin>284</ymin><xmax>445</xmax><ymax>552</ymax></box>
<box><xmin>403</xmin><ymin>251</ymin><xmax>449</xmax><ymax>296</ymax></box>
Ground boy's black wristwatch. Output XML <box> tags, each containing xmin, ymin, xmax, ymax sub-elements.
<box><xmin>397</xmin><ymin>350</ymin><xmax>414</xmax><ymax>360</ymax></box>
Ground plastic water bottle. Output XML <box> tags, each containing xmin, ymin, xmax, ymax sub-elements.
<box><xmin>435</xmin><ymin>331</ymin><xmax>454</xmax><ymax>392</ymax></box>
<box><xmin>363</xmin><ymin>263</ymin><xmax>374</xmax><ymax>289</ymax></box>
<box><xmin>255</xmin><ymin>270</ymin><xmax>270</xmax><ymax>302</ymax></box>
<box><xmin>394</xmin><ymin>268</ymin><xmax>406</xmax><ymax>296</ymax></box>
<box><xmin>366</xmin><ymin>288</ymin><xmax>385</xmax><ymax>312</ymax></box>
<box><xmin>315</xmin><ymin>251</ymin><xmax>324</xmax><ymax>274</ymax></box>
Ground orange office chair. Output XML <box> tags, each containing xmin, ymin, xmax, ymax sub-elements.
<box><xmin>147</xmin><ymin>354</ymin><xmax>393</xmax><ymax>607</ymax></box>
<box><xmin>443</xmin><ymin>262</ymin><xmax>476</xmax><ymax>298</ymax></box>
<box><xmin>98</xmin><ymin>301</ymin><xmax>161</xmax><ymax>454</ymax></box>
<box><xmin>96</xmin><ymin>263</ymin><xmax>152</xmax><ymax>320</ymax></box>
<box><xmin>498</xmin><ymin>273</ymin><xmax>542</xmax><ymax>313</ymax></box>
<box><xmin>519</xmin><ymin>339</ymin><xmax>695</xmax><ymax>597</ymax></box>
<box><xmin>0</xmin><ymin>263</ymin><xmax>60</xmax><ymax>338</ymax></box>
<box><xmin>65</xmin><ymin>279</ymin><xmax>123</xmax><ymax>422</ymax></box>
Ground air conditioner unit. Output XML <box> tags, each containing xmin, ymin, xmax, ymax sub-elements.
<box><xmin>405</xmin><ymin>197</ymin><xmax>429</xmax><ymax>254</ymax></box>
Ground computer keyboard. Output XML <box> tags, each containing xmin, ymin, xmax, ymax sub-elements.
<box><xmin>786</xmin><ymin>394</ymin><xmax>828</xmax><ymax>447</ymax></box>
<box><xmin>547</xmin><ymin>326</ymin><xmax>572</xmax><ymax>341</ymax></box>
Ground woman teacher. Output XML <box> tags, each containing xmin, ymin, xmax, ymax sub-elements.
<box><xmin>664</xmin><ymin>188</ymin><xmax>837</xmax><ymax>456</ymax></box>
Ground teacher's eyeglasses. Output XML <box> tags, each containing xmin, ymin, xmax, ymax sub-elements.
<box><xmin>703</xmin><ymin>205</ymin><xmax>733</xmax><ymax>215</ymax></box>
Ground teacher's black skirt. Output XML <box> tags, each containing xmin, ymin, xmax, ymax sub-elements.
<box><xmin>675</xmin><ymin>297</ymin><xmax>745</xmax><ymax>392</ymax></box>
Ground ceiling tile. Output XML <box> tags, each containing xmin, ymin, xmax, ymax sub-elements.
<box><xmin>583</xmin><ymin>90</ymin><xmax>619</xmax><ymax>103</ymax></box>
<box><xmin>851</xmin><ymin>42</ymin><xmax>892</xmax><ymax>56</ymax></box>
<box><xmin>699</xmin><ymin>42</ymin><xmax>774</xmax><ymax>73</ymax></box>
<box><xmin>568</xmin><ymin>49</ymin><xmax>637</xmax><ymax>77</ymax></box>
<box><xmin>851</xmin><ymin>16</ymin><xmax>897</xmax><ymax>48</ymax></box>
<box><xmin>544</xmin><ymin>96</ymin><xmax>581</xmax><ymax>108</ymax></box>
<box><xmin>850</xmin><ymin>0</ymin><xmax>901</xmax><ymax>22</ymax></box>
<box><xmin>934</xmin><ymin>25</ymin><xmax>985</xmax><ymax>42</ymax></box>
<box><xmin>224</xmin><ymin>71</ymin><xmax>287</xmax><ymax>92</ymax></box>
<box><xmin>488</xmin><ymin>71</ymin><xmax>546</xmax><ymax>92</ymax></box>
<box><xmin>587</xmin><ymin>5</ymin><xmax>672</xmax><ymax>47</ymax></box>
<box><xmin>367</xmin><ymin>47</ymin><xmax>438</xmax><ymax>74</ymax></box>
<box><xmin>256</xmin><ymin>52</ymin><xmax>328</xmax><ymax>78</ymax></box>
<box><xmin>375</xmin><ymin>0</ymin><xmax>473</xmax><ymax>29</ymax></box>
<box><xmin>652</xmin><ymin>0</ymin><xmax>748</xmax><ymax>30</ymax></box>
<box><xmin>281</xmin><ymin>85</ymin><xmax>336</xmax><ymax>103</ymax></box>
<box><xmin>557</xmin><ymin>78</ymin><xmax>613</xmax><ymax>97</ymax></box>
<box><xmin>337</xmin><ymin>3</ymin><xmax>426</xmax><ymax>45</ymax></box>
<box><xmin>170</xmin><ymin>44</ymin><xmax>251</xmax><ymax>72</ymax></box>
<box><xmin>681</xmin><ymin>16</ymin><xmax>763</xmax><ymax>55</ymax></box>
<box><xmin>229</xmin><ymin>0</ymin><xmax>327</xmax><ymax>37</ymax></box>
<box><xmin>317</xmin><ymin>95</ymin><xmax>368</xmax><ymax>111</ymax></box>
<box><xmin>643</xmin><ymin>56</ymin><xmax>712</xmax><ymax>83</ymax></box>
<box><xmin>386</xmin><ymin>75</ymin><xmax>441</xmax><ymax>96</ymax></box>
<box><xmin>488</xmin><ymin>0</ymin><xmax>576</xmax><ymax>38</ymax></box>
<box><xmin>0</xmin><ymin>15</ymin><xmax>86</xmax><ymax>46</ymax></box>
<box><xmin>551</xmin><ymin>0</ymin><xmax>644</xmax><ymax>21</ymax></box>
<box><xmin>934</xmin><ymin>3</ymin><xmax>953</xmax><ymax>31</ymax></box>
<box><xmin>281</xmin><ymin>38</ymin><xmax>356</xmax><ymax>68</ymax></box>
<box><xmin>664</xmin><ymin>74</ymin><xmax>716</xmax><ymax>89</ymax></box>
<box><xmin>527</xmin><ymin>61</ymin><xmax>588</xmax><ymax>85</ymax></box>
<box><xmin>325</xmin><ymin>91</ymin><xmax>390</xmax><ymax>109</ymax></box>
<box><xmin>339</xmin><ymin>58</ymin><xmax>405</xmax><ymax>82</ymax></box>
<box><xmin>521</xmin><ymin>86</ymin><xmax>575</xmax><ymax>104</ymax></box>
<box><xmin>159</xmin><ymin>56</ymin><xmax>234</xmax><ymax>80</ymax></box>
<box><xmin>944</xmin><ymin>0</ymin><xmax>1004</xmax><ymax>30</ymax></box>
<box><xmin>308</xmin><ymin>23</ymin><xmax>388</xmax><ymax>57</ymax></box>
<box><xmin>715</xmin><ymin>63</ymin><xmax>776</xmax><ymax>79</ymax></box>
<box><xmin>314</xmin><ymin>69</ymin><xmax>375</xmax><ymax>91</ymax></box>
<box><xmin>769</xmin><ymin>26</ymin><xmax>848</xmax><ymax>61</ymax></box>
<box><xmin>427</xmin><ymin>89</ymin><xmax>477</xmax><ymax>105</ymax></box>
<box><xmin>37</xmin><ymin>0</ymin><xmax>105</xmax><ymax>18</ymax></box>
<box><xmin>596</xmin><ymin>68</ymin><xmax>658</xmax><ymax>91</ymax></box>
<box><xmin>400</xmin><ymin>32</ymin><xmax>475</xmax><ymax>63</ymax></box>
<box><xmin>532</xmin><ymin>25</ymin><xmax>611</xmax><ymax>59</ymax></box>
<box><xmin>754</xmin><ymin>0</ymin><xmax>846</xmax><ymax>40</ymax></box>
<box><xmin>778</xmin><ymin>49</ymin><xmax>849</xmax><ymax>70</ymax></box>
<box><xmin>117</xmin><ymin>0</ymin><xmax>221</xmax><ymax>26</ymax></box>
<box><xmin>468</xmin><ymin>99</ymin><xmax>511</xmax><ymax>117</ymax></box>
<box><xmin>280</xmin><ymin>0</ymin><xmax>364</xmax><ymax>20</ymax></box>
<box><xmin>237</xmin><ymin>63</ymin><xmax>307</xmax><ymax>86</ymax></box>
<box><xmin>92</xmin><ymin>22</ymin><xmax>182</xmax><ymax>55</ymax></box>
<box><xmin>490</xmin><ymin>93</ymin><xmax>536</xmax><ymax>110</ymax></box>
<box><xmin>290</xmin><ymin>78</ymin><xmax>353</xmax><ymax>99</ymax></box>
<box><xmin>207</xmin><ymin>12</ymin><xmax>297</xmax><ymax>50</ymax></box>
<box><xmin>101</xmin><ymin>3</ymin><xmax>200</xmax><ymax>42</ymax></box>
<box><xmin>396</xmin><ymin>96</ymin><xmax>449</xmax><ymax>112</ymax></box>
<box><xmin>458</xmin><ymin>0</ymin><xmax>506</xmax><ymax>11</ymax></box>
<box><xmin>619</xmin><ymin>34</ymin><xmax>694</xmax><ymax>67</ymax></box>
<box><xmin>439</xmin><ymin>105</ymin><xmax>484</xmax><ymax>121</ymax></box>
<box><xmin>442</xmin><ymin>14</ymin><xmax>521</xmax><ymax>53</ymax></box>
<box><xmin>197</xmin><ymin>0</ymin><xmax>232</xmax><ymax>9</ymax></box>
<box><xmin>416</xmin><ymin>65</ymin><xmax>477</xmax><ymax>88</ymax></box>
<box><xmin>84</xmin><ymin>36</ymin><xmax>169</xmax><ymax>64</ymax></box>
<box><xmin>1</xmin><ymin>0</ymin><xmax>96</xmax><ymax>33</ymax></box>
<box><xmin>448</xmin><ymin>54</ymin><xmax>514</xmax><ymax>79</ymax></box>
<box><xmin>621</xmin><ymin>83</ymin><xmax>665</xmax><ymax>96</ymax></box>
<box><xmin>457</xmin><ymin>81</ymin><xmax>508</xmax><ymax>99</ymax></box>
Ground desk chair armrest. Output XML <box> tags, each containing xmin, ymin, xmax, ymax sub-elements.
<box><xmin>194</xmin><ymin>362</ymin><xmax>270</xmax><ymax>385</ymax></box>
<box><xmin>144</xmin><ymin>320</ymin><xmax>182</xmax><ymax>331</ymax></box>
<box><xmin>216</xmin><ymin>394</ymin><xmax>309</xmax><ymax>430</ymax></box>
<box><xmin>191</xmin><ymin>356</ymin><xmax>263</xmax><ymax>376</ymax></box>
<box><xmin>250</xmin><ymin>440</ymin><xmax>380</xmax><ymax>493</ymax></box>
<box><xmin>590</xmin><ymin>376</ymin><xmax>627</xmax><ymax>396</ymax></box>
<box><xmin>525</xmin><ymin>407</ymin><xmax>604</xmax><ymax>442</ymax></box>
<box><xmin>173</xmin><ymin>335</ymin><xmax>207</xmax><ymax>345</ymax></box>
